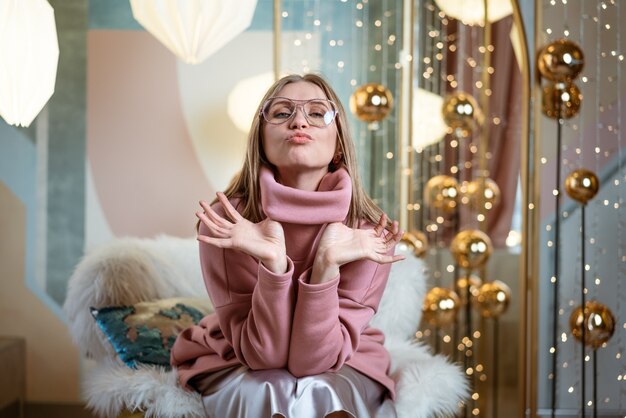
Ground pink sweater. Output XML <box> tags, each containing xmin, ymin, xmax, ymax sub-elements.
<box><xmin>171</xmin><ymin>166</ymin><xmax>396</xmax><ymax>399</ymax></box>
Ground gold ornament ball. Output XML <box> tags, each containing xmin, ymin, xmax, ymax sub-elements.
<box><xmin>569</xmin><ymin>301</ymin><xmax>616</xmax><ymax>349</ymax></box>
<box><xmin>565</xmin><ymin>169</ymin><xmax>599</xmax><ymax>204</ymax></box>
<box><xmin>465</xmin><ymin>177</ymin><xmax>501</xmax><ymax>211</ymax></box>
<box><xmin>455</xmin><ymin>274</ymin><xmax>482</xmax><ymax>306</ymax></box>
<box><xmin>424</xmin><ymin>175</ymin><xmax>460</xmax><ymax>213</ymax></box>
<box><xmin>441</xmin><ymin>91</ymin><xmax>484</xmax><ymax>137</ymax></box>
<box><xmin>349</xmin><ymin>83</ymin><xmax>393</xmax><ymax>123</ymax></box>
<box><xmin>450</xmin><ymin>229</ymin><xmax>493</xmax><ymax>270</ymax></box>
<box><xmin>537</xmin><ymin>39</ymin><xmax>585</xmax><ymax>82</ymax></box>
<box><xmin>472</xmin><ymin>280</ymin><xmax>511</xmax><ymax>318</ymax></box>
<box><xmin>400</xmin><ymin>230</ymin><xmax>429</xmax><ymax>258</ymax></box>
<box><xmin>541</xmin><ymin>81</ymin><xmax>582</xmax><ymax>119</ymax></box>
<box><xmin>422</xmin><ymin>287</ymin><xmax>460</xmax><ymax>327</ymax></box>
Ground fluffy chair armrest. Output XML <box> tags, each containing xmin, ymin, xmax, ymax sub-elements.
<box><xmin>387</xmin><ymin>338</ymin><xmax>469</xmax><ymax>418</ymax></box>
<box><xmin>371</xmin><ymin>247</ymin><xmax>428</xmax><ymax>341</ymax></box>
<box><xmin>64</xmin><ymin>235</ymin><xmax>206</xmax><ymax>360</ymax></box>
<box><xmin>373</xmin><ymin>247</ymin><xmax>470</xmax><ymax>417</ymax></box>
<box><xmin>84</xmin><ymin>359</ymin><xmax>204</xmax><ymax>418</ymax></box>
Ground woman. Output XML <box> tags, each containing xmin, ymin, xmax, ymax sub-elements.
<box><xmin>171</xmin><ymin>74</ymin><xmax>405</xmax><ymax>418</ymax></box>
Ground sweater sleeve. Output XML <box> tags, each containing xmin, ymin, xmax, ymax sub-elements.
<box><xmin>198</xmin><ymin>202</ymin><xmax>295</xmax><ymax>370</ymax></box>
<box><xmin>287</xmin><ymin>247</ymin><xmax>392</xmax><ymax>377</ymax></box>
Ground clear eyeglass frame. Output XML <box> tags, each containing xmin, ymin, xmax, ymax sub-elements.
<box><xmin>260</xmin><ymin>97</ymin><xmax>339</xmax><ymax>128</ymax></box>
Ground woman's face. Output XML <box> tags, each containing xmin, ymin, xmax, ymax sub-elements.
<box><xmin>261</xmin><ymin>81</ymin><xmax>338</xmax><ymax>181</ymax></box>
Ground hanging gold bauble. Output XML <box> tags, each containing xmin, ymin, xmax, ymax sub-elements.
<box><xmin>465</xmin><ymin>177</ymin><xmax>501</xmax><ymax>211</ymax></box>
<box><xmin>455</xmin><ymin>274</ymin><xmax>482</xmax><ymax>306</ymax></box>
<box><xmin>424</xmin><ymin>175</ymin><xmax>460</xmax><ymax>213</ymax></box>
<box><xmin>349</xmin><ymin>83</ymin><xmax>393</xmax><ymax>123</ymax></box>
<box><xmin>541</xmin><ymin>81</ymin><xmax>582</xmax><ymax>119</ymax></box>
<box><xmin>472</xmin><ymin>280</ymin><xmax>511</xmax><ymax>318</ymax></box>
<box><xmin>564</xmin><ymin>169</ymin><xmax>600</xmax><ymax>204</ymax></box>
<box><xmin>422</xmin><ymin>287</ymin><xmax>460</xmax><ymax>327</ymax></box>
<box><xmin>400</xmin><ymin>230</ymin><xmax>429</xmax><ymax>258</ymax></box>
<box><xmin>450</xmin><ymin>229</ymin><xmax>493</xmax><ymax>270</ymax></box>
<box><xmin>441</xmin><ymin>91</ymin><xmax>484</xmax><ymax>137</ymax></box>
<box><xmin>569</xmin><ymin>301</ymin><xmax>616</xmax><ymax>349</ymax></box>
<box><xmin>537</xmin><ymin>39</ymin><xmax>584</xmax><ymax>82</ymax></box>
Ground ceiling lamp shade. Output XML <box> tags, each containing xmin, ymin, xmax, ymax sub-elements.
<box><xmin>130</xmin><ymin>0</ymin><xmax>258</xmax><ymax>65</ymax></box>
<box><xmin>0</xmin><ymin>0</ymin><xmax>59</xmax><ymax>127</ymax></box>
<box><xmin>434</xmin><ymin>0</ymin><xmax>513</xmax><ymax>25</ymax></box>
<box><xmin>412</xmin><ymin>88</ymin><xmax>448</xmax><ymax>149</ymax></box>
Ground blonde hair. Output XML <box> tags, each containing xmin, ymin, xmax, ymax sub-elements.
<box><xmin>216</xmin><ymin>73</ymin><xmax>384</xmax><ymax>228</ymax></box>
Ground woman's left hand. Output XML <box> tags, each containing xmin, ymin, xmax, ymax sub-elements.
<box><xmin>310</xmin><ymin>214</ymin><xmax>405</xmax><ymax>284</ymax></box>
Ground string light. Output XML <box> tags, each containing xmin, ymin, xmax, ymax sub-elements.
<box><xmin>288</xmin><ymin>0</ymin><xmax>613</xmax><ymax>415</ymax></box>
<box><xmin>541</xmin><ymin>0</ymin><xmax>624</xmax><ymax>414</ymax></box>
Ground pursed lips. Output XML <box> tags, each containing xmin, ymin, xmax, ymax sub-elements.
<box><xmin>286</xmin><ymin>132</ymin><xmax>313</xmax><ymax>143</ymax></box>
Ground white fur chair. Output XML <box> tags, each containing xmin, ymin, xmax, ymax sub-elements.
<box><xmin>64</xmin><ymin>235</ymin><xmax>468</xmax><ymax>418</ymax></box>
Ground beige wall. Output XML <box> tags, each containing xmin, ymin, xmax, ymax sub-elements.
<box><xmin>0</xmin><ymin>29</ymin><xmax>274</xmax><ymax>406</ymax></box>
<box><xmin>0</xmin><ymin>181</ymin><xmax>81</xmax><ymax>403</ymax></box>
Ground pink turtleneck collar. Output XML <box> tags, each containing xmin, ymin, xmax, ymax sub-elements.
<box><xmin>259</xmin><ymin>166</ymin><xmax>352</xmax><ymax>225</ymax></box>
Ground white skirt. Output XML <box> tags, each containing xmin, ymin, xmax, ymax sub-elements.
<box><xmin>190</xmin><ymin>365</ymin><xmax>396</xmax><ymax>418</ymax></box>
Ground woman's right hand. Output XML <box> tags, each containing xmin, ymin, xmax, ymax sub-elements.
<box><xmin>197</xmin><ymin>192</ymin><xmax>287</xmax><ymax>274</ymax></box>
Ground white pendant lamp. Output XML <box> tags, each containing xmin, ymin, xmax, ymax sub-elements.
<box><xmin>0</xmin><ymin>0</ymin><xmax>59</xmax><ymax>127</ymax></box>
<box><xmin>412</xmin><ymin>88</ymin><xmax>448</xmax><ymax>150</ymax></box>
<box><xmin>130</xmin><ymin>0</ymin><xmax>258</xmax><ymax>65</ymax></box>
<box><xmin>434</xmin><ymin>0</ymin><xmax>513</xmax><ymax>26</ymax></box>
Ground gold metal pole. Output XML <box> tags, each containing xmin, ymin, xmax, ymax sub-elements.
<box><xmin>273</xmin><ymin>0</ymin><xmax>281</xmax><ymax>81</ymax></box>
<box><xmin>479</xmin><ymin>4</ymin><xmax>492</xmax><ymax>417</ymax></box>
<box><xmin>509</xmin><ymin>0</ymin><xmax>538</xmax><ymax>417</ymax></box>
<box><xmin>400</xmin><ymin>0</ymin><xmax>415</xmax><ymax>231</ymax></box>
<box><xmin>530</xmin><ymin>1</ymin><xmax>542</xmax><ymax>416</ymax></box>
<box><xmin>479</xmin><ymin>0</ymin><xmax>492</xmax><ymax>235</ymax></box>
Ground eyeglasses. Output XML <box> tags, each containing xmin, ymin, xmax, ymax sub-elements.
<box><xmin>260</xmin><ymin>97</ymin><xmax>338</xmax><ymax>128</ymax></box>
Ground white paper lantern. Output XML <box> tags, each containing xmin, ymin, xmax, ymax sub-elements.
<box><xmin>412</xmin><ymin>88</ymin><xmax>448</xmax><ymax>149</ymax></box>
<box><xmin>435</xmin><ymin>0</ymin><xmax>513</xmax><ymax>25</ymax></box>
<box><xmin>130</xmin><ymin>0</ymin><xmax>258</xmax><ymax>65</ymax></box>
<box><xmin>0</xmin><ymin>0</ymin><xmax>59</xmax><ymax>127</ymax></box>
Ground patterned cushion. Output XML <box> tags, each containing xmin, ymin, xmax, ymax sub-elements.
<box><xmin>91</xmin><ymin>297</ymin><xmax>212</xmax><ymax>369</ymax></box>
